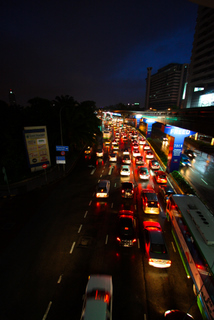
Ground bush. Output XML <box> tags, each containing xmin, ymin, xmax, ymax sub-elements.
<box><xmin>171</xmin><ymin>171</ymin><xmax>195</xmax><ymax>195</ymax></box>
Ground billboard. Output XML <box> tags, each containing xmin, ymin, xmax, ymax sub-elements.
<box><xmin>23</xmin><ymin>126</ymin><xmax>51</xmax><ymax>172</ymax></box>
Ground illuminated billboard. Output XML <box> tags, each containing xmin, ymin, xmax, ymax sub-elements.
<box><xmin>199</xmin><ymin>93</ymin><xmax>214</xmax><ymax>107</ymax></box>
<box><xmin>23</xmin><ymin>126</ymin><xmax>51</xmax><ymax>172</ymax></box>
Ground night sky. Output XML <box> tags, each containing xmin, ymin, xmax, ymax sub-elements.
<box><xmin>0</xmin><ymin>0</ymin><xmax>198</xmax><ymax>108</ymax></box>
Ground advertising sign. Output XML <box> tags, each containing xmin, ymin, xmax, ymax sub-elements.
<box><xmin>164</xmin><ymin>125</ymin><xmax>196</xmax><ymax>172</ymax></box>
<box><xmin>23</xmin><ymin>126</ymin><xmax>51</xmax><ymax>172</ymax></box>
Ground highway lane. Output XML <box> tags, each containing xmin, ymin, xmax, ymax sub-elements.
<box><xmin>0</xmin><ymin>130</ymin><xmax>203</xmax><ymax>320</ymax></box>
<box><xmin>180</xmin><ymin>148</ymin><xmax>214</xmax><ymax>214</ymax></box>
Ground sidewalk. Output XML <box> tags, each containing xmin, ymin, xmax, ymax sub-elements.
<box><xmin>0</xmin><ymin>151</ymin><xmax>81</xmax><ymax>198</ymax></box>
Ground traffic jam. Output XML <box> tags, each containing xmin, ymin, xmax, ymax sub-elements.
<box><xmin>92</xmin><ymin>119</ymin><xmax>175</xmax><ymax>268</ymax></box>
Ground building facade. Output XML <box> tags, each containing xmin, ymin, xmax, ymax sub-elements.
<box><xmin>145</xmin><ymin>63</ymin><xmax>189</xmax><ymax>110</ymax></box>
<box><xmin>185</xmin><ymin>5</ymin><xmax>214</xmax><ymax>108</ymax></box>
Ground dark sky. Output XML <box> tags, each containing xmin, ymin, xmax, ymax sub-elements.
<box><xmin>0</xmin><ymin>0</ymin><xmax>198</xmax><ymax>107</ymax></box>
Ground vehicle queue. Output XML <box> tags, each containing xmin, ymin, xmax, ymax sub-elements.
<box><xmin>81</xmin><ymin>120</ymin><xmax>206</xmax><ymax>320</ymax></box>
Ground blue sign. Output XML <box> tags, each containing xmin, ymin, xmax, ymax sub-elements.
<box><xmin>164</xmin><ymin>125</ymin><xmax>196</xmax><ymax>172</ymax></box>
<box><xmin>56</xmin><ymin>145</ymin><xmax>69</xmax><ymax>152</ymax></box>
<box><xmin>56</xmin><ymin>156</ymin><xmax>66</xmax><ymax>164</ymax></box>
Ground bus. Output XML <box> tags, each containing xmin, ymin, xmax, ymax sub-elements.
<box><xmin>166</xmin><ymin>194</ymin><xmax>214</xmax><ymax>320</ymax></box>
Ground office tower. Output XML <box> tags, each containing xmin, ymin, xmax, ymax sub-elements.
<box><xmin>145</xmin><ymin>63</ymin><xmax>189</xmax><ymax>110</ymax></box>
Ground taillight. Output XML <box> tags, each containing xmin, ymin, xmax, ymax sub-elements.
<box><xmin>122</xmin><ymin>189</ymin><xmax>124</xmax><ymax>193</ymax></box>
<box><xmin>157</xmin><ymin>203</ymin><xmax>160</xmax><ymax>207</ymax></box>
<box><xmin>117</xmin><ymin>237</ymin><xmax>121</xmax><ymax>242</ymax></box>
<box><xmin>133</xmin><ymin>238</ymin><xmax>137</xmax><ymax>243</ymax></box>
<box><xmin>145</xmin><ymin>202</ymin><xmax>148</xmax><ymax>207</ymax></box>
<box><xmin>131</xmin><ymin>190</ymin><xmax>134</xmax><ymax>194</ymax></box>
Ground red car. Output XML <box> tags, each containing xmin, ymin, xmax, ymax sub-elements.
<box><xmin>154</xmin><ymin>170</ymin><xmax>167</xmax><ymax>184</ymax></box>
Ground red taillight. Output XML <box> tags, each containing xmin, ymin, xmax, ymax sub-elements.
<box><xmin>131</xmin><ymin>190</ymin><xmax>134</xmax><ymax>194</ymax></box>
<box><xmin>133</xmin><ymin>238</ymin><xmax>137</xmax><ymax>243</ymax></box>
<box><xmin>125</xmin><ymin>227</ymin><xmax>129</xmax><ymax>230</ymax></box>
<box><xmin>117</xmin><ymin>237</ymin><xmax>121</xmax><ymax>242</ymax></box>
<box><xmin>122</xmin><ymin>189</ymin><xmax>124</xmax><ymax>193</ymax></box>
<box><xmin>157</xmin><ymin>203</ymin><xmax>160</xmax><ymax>207</ymax></box>
<box><xmin>145</xmin><ymin>202</ymin><xmax>148</xmax><ymax>206</ymax></box>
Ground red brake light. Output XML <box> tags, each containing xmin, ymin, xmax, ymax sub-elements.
<box><xmin>133</xmin><ymin>238</ymin><xmax>137</xmax><ymax>243</ymax></box>
<box><xmin>117</xmin><ymin>237</ymin><xmax>121</xmax><ymax>242</ymax></box>
<box><xmin>125</xmin><ymin>227</ymin><xmax>129</xmax><ymax>230</ymax></box>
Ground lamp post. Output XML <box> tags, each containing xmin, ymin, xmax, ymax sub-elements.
<box><xmin>59</xmin><ymin>106</ymin><xmax>65</xmax><ymax>172</ymax></box>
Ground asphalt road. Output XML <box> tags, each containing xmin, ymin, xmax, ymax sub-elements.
<box><xmin>0</xmin><ymin>136</ymin><xmax>203</xmax><ymax>320</ymax></box>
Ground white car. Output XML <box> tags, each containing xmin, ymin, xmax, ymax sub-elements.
<box><xmin>145</xmin><ymin>150</ymin><xmax>154</xmax><ymax>159</ymax></box>
<box><xmin>123</xmin><ymin>149</ymin><xmax>130</xmax><ymax>155</ymax></box>
<box><xmin>133</xmin><ymin>149</ymin><xmax>141</xmax><ymax>157</ymax></box>
<box><xmin>109</xmin><ymin>153</ymin><xmax>117</xmax><ymax>162</ymax></box>
<box><xmin>113</xmin><ymin>144</ymin><xmax>119</xmax><ymax>150</ymax></box>
<box><xmin>143</xmin><ymin>144</ymin><xmax>150</xmax><ymax>150</ymax></box>
<box><xmin>120</xmin><ymin>165</ymin><xmax>131</xmax><ymax>176</ymax></box>
<box><xmin>80</xmin><ymin>274</ymin><xmax>113</xmax><ymax>320</ymax></box>
<box><xmin>122</xmin><ymin>155</ymin><xmax>131</xmax><ymax>164</ymax></box>
<box><xmin>96</xmin><ymin>180</ymin><xmax>110</xmax><ymax>198</ymax></box>
<box><xmin>96</xmin><ymin>149</ymin><xmax>103</xmax><ymax>157</ymax></box>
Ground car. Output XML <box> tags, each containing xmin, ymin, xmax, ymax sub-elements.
<box><xmin>116</xmin><ymin>213</ymin><xmax>137</xmax><ymax>247</ymax></box>
<box><xmin>149</xmin><ymin>160</ymin><xmax>160</xmax><ymax>170</ymax></box>
<box><xmin>145</xmin><ymin>150</ymin><xmax>154</xmax><ymax>159</ymax></box>
<box><xmin>141</xmin><ymin>189</ymin><xmax>160</xmax><ymax>214</ymax></box>
<box><xmin>138</xmin><ymin>166</ymin><xmax>150</xmax><ymax>180</ymax></box>
<box><xmin>96</xmin><ymin>180</ymin><xmax>110</xmax><ymax>198</ymax></box>
<box><xmin>180</xmin><ymin>154</ymin><xmax>192</xmax><ymax>167</ymax></box>
<box><xmin>154</xmin><ymin>170</ymin><xmax>167</xmax><ymax>183</ymax></box>
<box><xmin>112</xmin><ymin>143</ymin><xmax>119</xmax><ymax>150</ymax></box>
<box><xmin>164</xmin><ymin>310</ymin><xmax>194</xmax><ymax>319</ymax></box>
<box><xmin>184</xmin><ymin>149</ymin><xmax>197</xmax><ymax>159</ymax></box>
<box><xmin>143</xmin><ymin>143</ymin><xmax>150</xmax><ymax>150</ymax></box>
<box><xmin>143</xmin><ymin>221</ymin><xmax>171</xmax><ymax>268</ymax></box>
<box><xmin>80</xmin><ymin>274</ymin><xmax>113</xmax><ymax>320</ymax></box>
<box><xmin>112</xmin><ymin>140</ymin><xmax>117</xmax><ymax>145</ymax></box>
<box><xmin>122</xmin><ymin>154</ymin><xmax>131</xmax><ymax>164</ymax></box>
<box><xmin>96</xmin><ymin>149</ymin><xmax>103</xmax><ymax>157</ymax></box>
<box><xmin>121</xmin><ymin>182</ymin><xmax>135</xmax><ymax>198</ymax></box>
<box><xmin>85</xmin><ymin>146</ymin><xmax>92</xmax><ymax>154</ymax></box>
<box><xmin>132</xmin><ymin>143</ymin><xmax>139</xmax><ymax>150</ymax></box>
<box><xmin>123</xmin><ymin>148</ymin><xmax>130</xmax><ymax>155</ymax></box>
<box><xmin>105</xmin><ymin>140</ymin><xmax>111</xmax><ymax>145</ymax></box>
<box><xmin>133</xmin><ymin>149</ymin><xmax>141</xmax><ymax>157</ymax></box>
<box><xmin>158</xmin><ymin>185</ymin><xmax>175</xmax><ymax>203</ymax></box>
<box><xmin>139</xmin><ymin>138</ymin><xmax>146</xmax><ymax>145</ymax></box>
<box><xmin>109</xmin><ymin>153</ymin><xmax>117</xmax><ymax>162</ymax></box>
<box><xmin>135</xmin><ymin>156</ymin><xmax>144</xmax><ymax>165</ymax></box>
<box><xmin>120</xmin><ymin>165</ymin><xmax>131</xmax><ymax>176</ymax></box>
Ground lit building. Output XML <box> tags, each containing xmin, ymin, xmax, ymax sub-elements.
<box><xmin>185</xmin><ymin>5</ymin><xmax>214</xmax><ymax>108</ymax></box>
<box><xmin>145</xmin><ymin>63</ymin><xmax>189</xmax><ymax>110</ymax></box>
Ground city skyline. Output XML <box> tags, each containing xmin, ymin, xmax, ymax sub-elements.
<box><xmin>0</xmin><ymin>0</ymin><xmax>198</xmax><ymax>107</ymax></box>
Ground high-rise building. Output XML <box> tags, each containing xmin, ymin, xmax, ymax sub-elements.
<box><xmin>185</xmin><ymin>5</ymin><xmax>214</xmax><ymax>108</ymax></box>
<box><xmin>145</xmin><ymin>63</ymin><xmax>189</xmax><ymax>110</ymax></box>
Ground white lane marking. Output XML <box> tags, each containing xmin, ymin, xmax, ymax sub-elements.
<box><xmin>105</xmin><ymin>235</ymin><xmax>108</xmax><ymax>244</ymax></box>
<box><xmin>111</xmin><ymin>203</ymin><xmax>113</xmax><ymax>208</ymax></box>
<box><xmin>42</xmin><ymin>301</ymin><xmax>52</xmax><ymax>320</ymax></box>
<box><xmin>78</xmin><ymin>224</ymin><xmax>82</xmax><ymax>233</ymax></box>
<box><xmin>100</xmin><ymin>174</ymin><xmax>102</xmax><ymax>177</ymax></box>
<box><xmin>135</xmin><ymin>204</ymin><xmax>137</xmax><ymax>210</ymax></box>
<box><xmin>91</xmin><ymin>168</ymin><xmax>96</xmax><ymax>175</ymax></box>
<box><xmin>89</xmin><ymin>200</ymin><xmax>92</xmax><ymax>206</ymax></box>
<box><xmin>57</xmin><ymin>274</ymin><xmax>63</xmax><ymax>284</ymax></box>
<box><xmin>171</xmin><ymin>241</ymin><xmax>176</xmax><ymax>252</ymax></box>
<box><xmin>144</xmin><ymin>314</ymin><xmax>147</xmax><ymax>320</ymax></box>
<box><xmin>114</xmin><ymin>183</ymin><xmax>116</xmax><ymax>187</ymax></box>
<box><xmin>201</xmin><ymin>178</ymin><xmax>208</xmax><ymax>185</ymax></box>
<box><xmin>138</xmin><ymin>238</ymin><xmax>140</xmax><ymax>249</ymax></box>
<box><xmin>84</xmin><ymin>211</ymin><xmax>88</xmax><ymax>218</ymax></box>
<box><xmin>69</xmin><ymin>242</ymin><xmax>76</xmax><ymax>254</ymax></box>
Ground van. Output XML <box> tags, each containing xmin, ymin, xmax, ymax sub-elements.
<box><xmin>80</xmin><ymin>275</ymin><xmax>113</xmax><ymax>320</ymax></box>
<box><xmin>96</xmin><ymin>180</ymin><xmax>110</xmax><ymax>198</ymax></box>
